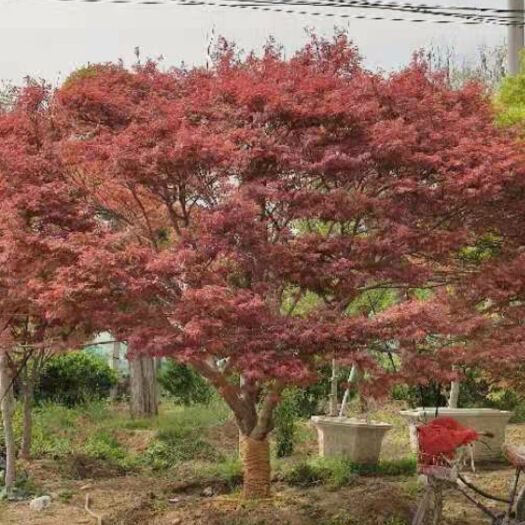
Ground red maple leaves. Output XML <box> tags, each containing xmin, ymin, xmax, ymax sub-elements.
<box><xmin>1</xmin><ymin>34</ymin><xmax>523</xmax><ymax>438</ymax></box>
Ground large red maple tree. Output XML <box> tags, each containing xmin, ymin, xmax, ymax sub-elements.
<box><xmin>49</xmin><ymin>35</ymin><xmax>518</xmax><ymax>498</ymax></box>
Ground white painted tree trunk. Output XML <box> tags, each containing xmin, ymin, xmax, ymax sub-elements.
<box><xmin>129</xmin><ymin>356</ymin><xmax>158</xmax><ymax>418</ymax></box>
<box><xmin>0</xmin><ymin>354</ymin><xmax>16</xmax><ymax>490</ymax></box>
<box><xmin>339</xmin><ymin>365</ymin><xmax>360</xmax><ymax>417</ymax></box>
<box><xmin>20</xmin><ymin>362</ymin><xmax>36</xmax><ymax>459</ymax></box>
<box><xmin>155</xmin><ymin>357</ymin><xmax>162</xmax><ymax>406</ymax></box>
<box><xmin>328</xmin><ymin>358</ymin><xmax>338</xmax><ymax>417</ymax></box>
<box><xmin>449</xmin><ymin>381</ymin><xmax>460</xmax><ymax>409</ymax></box>
<box><xmin>109</xmin><ymin>341</ymin><xmax>121</xmax><ymax>401</ymax></box>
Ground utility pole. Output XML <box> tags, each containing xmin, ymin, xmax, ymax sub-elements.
<box><xmin>508</xmin><ymin>0</ymin><xmax>525</xmax><ymax>75</ymax></box>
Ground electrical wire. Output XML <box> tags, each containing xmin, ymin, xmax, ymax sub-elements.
<box><xmin>50</xmin><ymin>0</ymin><xmax>525</xmax><ymax>26</ymax></box>
<box><xmin>301</xmin><ymin>0</ymin><xmax>525</xmax><ymax>15</ymax></box>
<box><xmin>216</xmin><ymin>0</ymin><xmax>525</xmax><ymax>24</ymax></box>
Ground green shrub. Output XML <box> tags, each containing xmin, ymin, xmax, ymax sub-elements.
<box><xmin>392</xmin><ymin>383</ymin><xmax>447</xmax><ymax>408</ymax></box>
<box><xmin>158</xmin><ymin>360</ymin><xmax>214</xmax><ymax>406</ymax></box>
<box><xmin>83</xmin><ymin>431</ymin><xmax>126</xmax><ymax>461</ymax></box>
<box><xmin>36</xmin><ymin>352</ymin><xmax>117</xmax><ymax>407</ymax></box>
<box><xmin>274</xmin><ymin>390</ymin><xmax>300</xmax><ymax>458</ymax></box>
<box><xmin>392</xmin><ymin>369</ymin><xmax>524</xmax><ymax>412</ymax></box>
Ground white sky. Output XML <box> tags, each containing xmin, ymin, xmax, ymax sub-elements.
<box><xmin>0</xmin><ymin>0</ymin><xmax>509</xmax><ymax>84</ymax></box>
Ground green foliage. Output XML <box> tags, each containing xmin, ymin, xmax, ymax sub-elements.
<box><xmin>141</xmin><ymin>427</ymin><xmax>219</xmax><ymax>470</ymax></box>
<box><xmin>496</xmin><ymin>56</ymin><xmax>525</xmax><ymax>127</ymax></box>
<box><xmin>140</xmin><ymin>401</ymin><xmax>230</xmax><ymax>470</ymax></box>
<box><xmin>158</xmin><ymin>360</ymin><xmax>215</xmax><ymax>406</ymax></box>
<box><xmin>458</xmin><ymin>234</ymin><xmax>501</xmax><ymax>265</ymax></box>
<box><xmin>346</xmin><ymin>289</ymin><xmax>398</xmax><ymax>317</ymax></box>
<box><xmin>0</xmin><ymin>472</ymin><xmax>42</xmax><ymax>501</ymax></box>
<box><xmin>284</xmin><ymin>460</ymin><xmax>333</xmax><ymax>487</ymax></box>
<box><xmin>384</xmin><ymin>518</ymin><xmax>410</xmax><ymax>525</ymax></box>
<box><xmin>83</xmin><ymin>431</ymin><xmax>127</xmax><ymax>461</ymax></box>
<box><xmin>392</xmin><ymin>383</ymin><xmax>447</xmax><ymax>408</ymax></box>
<box><xmin>193</xmin><ymin>456</ymin><xmax>243</xmax><ymax>490</ymax></box>
<box><xmin>28</xmin><ymin>403</ymin><xmax>80</xmax><ymax>456</ymax></box>
<box><xmin>62</xmin><ymin>64</ymin><xmax>105</xmax><ymax>89</ymax></box>
<box><xmin>22</xmin><ymin>398</ymin><xmax>232</xmax><ymax>478</ymax></box>
<box><xmin>36</xmin><ymin>352</ymin><xmax>117</xmax><ymax>407</ymax></box>
<box><xmin>283</xmin><ymin>456</ymin><xmax>415</xmax><ymax>489</ymax></box>
<box><xmin>392</xmin><ymin>367</ymin><xmax>525</xmax><ymax>419</ymax></box>
<box><xmin>280</xmin><ymin>287</ymin><xmax>322</xmax><ymax>316</ymax></box>
<box><xmin>57</xmin><ymin>489</ymin><xmax>74</xmax><ymax>503</ymax></box>
<box><xmin>274</xmin><ymin>389</ymin><xmax>300</xmax><ymax>457</ymax></box>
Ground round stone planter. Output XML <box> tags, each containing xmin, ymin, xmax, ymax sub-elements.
<box><xmin>310</xmin><ymin>416</ymin><xmax>392</xmax><ymax>465</ymax></box>
<box><xmin>400</xmin><ymin>407</ymin><xmax>512</xmax><ymax>463</ymax></box>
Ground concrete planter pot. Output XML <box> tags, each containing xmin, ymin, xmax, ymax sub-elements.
<box><xmin>400</xmin><ymin>407</ymin><xmax>512</xmax><ymax>463</ymax></box>
<box><xmin>310</xmin><ymin>416</ymin><xmax>392</xmax><ymax>465</ymax></box>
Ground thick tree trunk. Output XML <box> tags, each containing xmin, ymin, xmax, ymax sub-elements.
<box><xmin>191</xmin><ymin>360</ymin><xmax>279</xmax><ymax>499</ymax></box>
<box><xmin>240</xmin><ymin>435</ymin><xmax>271</xmax><ymax>499</ymax></box>
<box><xmin>20</xmin><ymin>363</ymin><xmax>35</xmax><ymax>459</ymax></box>
<box><xmin>0</xmin><ymin>354</ymin><xmax>16</xmax><ymax>490</ymax></box>
<box><xmin>129</xmin><ymin>356</ymin><xmax>158</xmax><ymax>418</ymax></box>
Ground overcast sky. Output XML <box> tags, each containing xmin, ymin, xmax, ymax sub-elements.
<box><xmin>0</xmin><ymin>0</ymin><xmax>508</xmax><ymax>84</ymax></box>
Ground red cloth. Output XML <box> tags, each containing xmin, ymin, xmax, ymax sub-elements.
<box><xmin>417</xmin><ymin>416</ymin><xmax>479</xmax><ymax>465</ymax></box>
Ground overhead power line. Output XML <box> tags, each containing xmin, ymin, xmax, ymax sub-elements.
<box><xmin>214</xmin><ymin>0</ymin><xmax>525</xmax><ymax>24</ymax></box>
<box><xmin>312</xmin><ymin>0</ymin><xmax>525</xmax><ymax>15</ymax></box>
<box><xmin>51</xmin><ymin>0</ymin><xmax>525</xmax><ymax>26</ymax></box>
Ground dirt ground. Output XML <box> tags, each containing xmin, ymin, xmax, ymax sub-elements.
<box><xmin>1</xmin><ymin>419</ymin><xmax>525</xmax><ymax>525</ymax></box>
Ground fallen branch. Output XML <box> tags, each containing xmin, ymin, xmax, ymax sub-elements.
<box><xmin>85</xmin><ymin>494</ymin><xmax>103</xmax><ymax>525</ymax></box>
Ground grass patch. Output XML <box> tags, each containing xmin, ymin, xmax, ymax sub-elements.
<box><xmin>18</xmin><ymin>398</ymin><xmax>233</xmax><ymax>475</ymax></box>
<box><xmin>282</xmin><ymin>456</ymin><xmax>416</xmax><ymax>489</ymax></box>
<box><xmin>139</xmin><ymin>401</ymin><xmax>230</xmax><ymax>470</ymax></box>
<box><xmin>191</xmin><ymin>456</ymin><xmax>243</xmax><ymax>490</ymax></box>
<box><xmin>511</xmin><ymin>401</ymin><xmax>525</xmax><ymax>423</ymax></box>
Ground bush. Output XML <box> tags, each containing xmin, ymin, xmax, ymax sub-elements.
<box><xmin>274</xmin><ymin>390</ymin><xmax>299</xmax><ymax>457</ymax></box>
<box><xmin>392</xmin><ymin>369</ymin><xmax>524</xmax><ymax>412</ymax></box>
<box><xmin>36</xmin><ymin>352</ymin><xmax>117</xmax><ymax>407</ymax></box>
<box><xmin>158</xmin><ymin>360</ymin><xmax>215</xmax><ymax>406</ymax></box>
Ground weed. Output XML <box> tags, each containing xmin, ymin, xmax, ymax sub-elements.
<box><xmin>318</xmin><ymin>511</ymin><xmax>355</xmax><ymax>525</ymax></box>
<box><xmin>384</xmin><ymin>517</ymin><xmax>410</xmax><ymax>525</ymax></box>
<box><xmin>283</xmin><ymin>456</ymin><xmax>416</xmax><ymax>489</ymax></box>
<box><xmin>193</xmin><ymin>456</ymin><xmax>243</xmax><ymax>489</ymax></box>
<box><xmin>57</xmin><ymin>489</ymin><xmax>74</xmax><ymax>503</ymax></box>
<box><xmin>83</xmin><ymin>431</ymin><xmax>126</xmax><ymax>461</ymax></box>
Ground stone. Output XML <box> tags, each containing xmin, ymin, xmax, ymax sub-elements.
<box><xmin>310</xmin><ymin>416</ymin><xmax>392</xmax><ymax>464</ymax></box>
<box><xmin>202</xmin><ymin>486</ymin><xmax>214</xmax><ymax>497</ymax></box>
<box><xmin>171</xmin><ymin>519</ymin><xmax>182</xmax><ymax>525</ymax></box>
<box><xmin>29</xmin><ymin>495</ymin><xmax>51</xmax><ymax>511</ymax></box>
<box><xmin>400</xmin><ymin>407</ymin><xmax>512</xmax><ymax>463</ymax></box>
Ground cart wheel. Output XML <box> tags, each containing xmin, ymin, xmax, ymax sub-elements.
<box><xmin>413</xmin><ymin>478</ymin><xmax>444</xmax><ymax>525</ymax></box>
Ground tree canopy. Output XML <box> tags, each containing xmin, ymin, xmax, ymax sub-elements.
<box><xmin>0</xmin><ymin>33</ymin><xmax>522</xmax><ymax>498</ymax></box>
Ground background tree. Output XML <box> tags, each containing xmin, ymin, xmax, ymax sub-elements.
<box><xmin>49</xmin><ymin>34</ymin><xmax>517</xmax><ymax>499</ymax></box>
<box><xmin>0</xmin><ymin>81</ymin><xmax>97</xmax><ymax>489</ymax></box>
